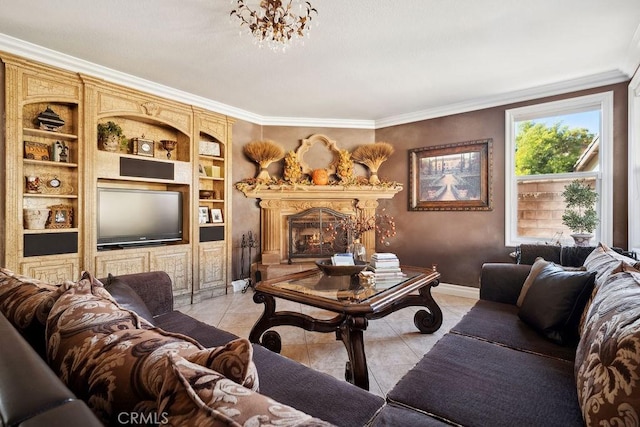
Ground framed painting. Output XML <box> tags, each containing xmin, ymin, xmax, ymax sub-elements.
<box><xmin>409</xmin><ymin>139</ymin><xmax>493</xmax><ymax>211</ymax></box>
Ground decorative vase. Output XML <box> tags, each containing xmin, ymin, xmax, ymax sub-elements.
<box><xmin>24</xmin><ymin>208</ymin><xmax>50</xmax><ymax>230</ymax></box>
<box><xmin>25</xmin><ymin>176</ymin><xmax>40</xmax><ymax>193</ymax></box>
<box><xmin>311</xmin><ymin>168</ymin><xmax>329</xmax><ymax>185</ymax></box>
<box><xmin>571</xmin><ymin>233</ymin><xmax>593</xmax><ymax>247</ymax></box>
<box><xmin>348</xmin><ymin>238</ymin><xmax>366</xmax><ymax>262</ymax></box>
<box><xmin>101</xmin><ymin>134</ymin><xmax>119</xmax><ymax>152</ymax></box>
<box><xmin>161</xmin><ymin>140</ymin><xmax>177</xmax><ymax>159</ymax></box>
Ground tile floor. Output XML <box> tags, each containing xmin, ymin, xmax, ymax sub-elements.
<box><xmin>182</xmin><ymin>288</ymin><xmax>477</xmax><ymax>398</ymax></box>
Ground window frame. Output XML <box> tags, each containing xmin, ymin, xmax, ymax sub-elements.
<box><xmin>504</xmin><ymin>92</ymin><xmax>613</xmax><ymax>247</ymax></box>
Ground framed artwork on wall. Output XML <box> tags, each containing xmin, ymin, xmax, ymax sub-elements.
<box><xmin>409</xmin><ymin>139</ymin><xmax>493</xmax><ymax>211</ymax></box>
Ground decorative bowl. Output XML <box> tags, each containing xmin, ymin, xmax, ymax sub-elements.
<box><xmin>315</xmin><ymin>259</ymin><xmax>368</xmax><ymax>276</ymax></box>
<box><xmin>199</xmin><ymin>190</ymin><xmax>213</xmax><ymax>199</ymax></box>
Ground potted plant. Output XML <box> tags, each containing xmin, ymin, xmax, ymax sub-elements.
<box><xmin>97</xmin><ymin>121</ymin><xmax>127</xmax><ymax>152</ymax></box>
<box><xmin>561</xmin><ymin>179</ymin><xmax>598</xmax><ymax>246</ymax></box>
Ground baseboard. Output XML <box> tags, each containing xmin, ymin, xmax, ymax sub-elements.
<box><xmin>432</xmin><ymin>282</ymin><xmax>480</xmax><ymax>300</ymax></box>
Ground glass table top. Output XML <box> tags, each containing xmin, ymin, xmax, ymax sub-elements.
<box><xmin>266</xmin><ymin>269</ymin><xmax>422</xmax><ymax>303</ymax></box>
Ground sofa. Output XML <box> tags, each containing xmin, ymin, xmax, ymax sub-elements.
<box><xmin>372</xmin><ymin>243</ymin><xmax>640</xmax><ymax>426</ymax></box>
<box><xmin>0</xmin><ymin>269</ymin><xmax>384</xmax><ymax>427</ymax></box>
<box><xmin>1</xmin><ymin>242</ymin><xmax>639</xmax><ymax>426</ymax></box>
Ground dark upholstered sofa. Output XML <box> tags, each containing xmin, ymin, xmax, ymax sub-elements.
<box><xmin>2</xmin><ymin>242</ymin><xmax>639</xmax><ymax>426</ymax></box>
<box><xmin>0</xmin><ymin>312</ymin><xmax>102</xmax><ymax>427</ymax></box>
<box><xmin>372</xmin><ymin>244</ymin><xmax>640</xmax><ymax>426</ymax></box>
<box><xmin>0</xmin><ymin>269</ymin><xmax>384</xmax><ymax>427</ymax></box>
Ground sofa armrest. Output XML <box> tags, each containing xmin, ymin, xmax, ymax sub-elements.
<box><xmin>103</xmin><ymin>271</ymin><xmax>174</xmax><ymax>317</ymax></box>
<box><xmin>0</xmin><ymin>313</ymin><xmax>102</xmax><ymax>426</ymax></box>
<box><xmin>479</xmin><ymin>263</ymin><xmax>531</xmax><ymax>305</ymax></box>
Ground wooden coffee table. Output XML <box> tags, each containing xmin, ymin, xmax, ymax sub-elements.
<box><xmin>249</xmin><ymin>265</ymin><xmax>442</xmax><ymax>390</ymax></box>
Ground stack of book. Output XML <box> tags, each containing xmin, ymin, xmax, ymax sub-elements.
<box><xmin>370</xmin><ymin>253</ymin><xmax>405</xmax><ymax>281</ymax></box>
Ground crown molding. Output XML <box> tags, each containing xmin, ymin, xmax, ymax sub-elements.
<box><xmin>375</xmin><ymin>70</ymin><xmax>630</xmax><ymax>129</ymax></box>
<box><xmin>0</xmin><ymin>33</ymin><xmax>269</xmax><ymax>124</ymax></box>
<box><xmin>259</xmin><ymin>115</ymin><xmax>375</xmax><ymax>129</ymax></box>
<box><xmin>624</xmin><ymin>22</ymin><xmax>640</xmax><ymax>78</ymax></box>
<box><xmin>0</xmin><ymin>32</ymin><xmax>632</xmax><ymax>131</ymax></box>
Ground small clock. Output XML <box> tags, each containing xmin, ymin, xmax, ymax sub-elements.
<box><xmin>48</xmin><ymin>177</ymin><xmax>61</xmax><ymax>188</ymax></box>
<box><xmin>132</xmin><ymin>138</ymin><xmax>155</xmax><ymax>157</ymax></box>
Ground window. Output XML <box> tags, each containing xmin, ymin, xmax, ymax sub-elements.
<box><xmin>505</xmin><ymin>92</ymin><xmax>613</xmax><ymax>247</ymax></box>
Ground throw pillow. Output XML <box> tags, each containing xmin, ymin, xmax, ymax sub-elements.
<box><xmin>517</xmin><ymin>258</ymin><xmax>587</xmax><ymax>307</ymax></box>
<box><xmin>575</xmin><ymin>267</ymin><xmax>640</xmax><ymax>426</ymax></box>
<box><xmin>105</xmin><ymin>273</ymin><xmax>156</xmax><ymax>325</ymax></box>
<box><xmin>0</xmin><ymin>268</ymin><xmax>70</xmax><ymax>355</ymax></box>
<box><xmin>158</xmin><ymin>353</ymin><xmax>332</xmax><ymax>427</ymax></box>
<box><xmin>517</xmin><ymin>257</ymin><xmax>549</xmax><ymax>307</ymax></box>
<box><xmin>186</xmin><ymin>338</ymin><xmax>259</xmax><ymax>391</ymax></box>
<box><xmin>47</xmin><ymin>275</ymin><xmax>260</xmax><ymax>424</ymax></box>
<box><xmin>583</xmin><ymin>242</ymin><xmax>638</xmax><ymax>288</ymax></box>
<box><xmin>518</xmin><ymin>263</ymin><xmax>596</xmax><ymax>345</ymax></box>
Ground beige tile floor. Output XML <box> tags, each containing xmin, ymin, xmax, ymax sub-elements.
<box><xmin>182</xmin><ymin>288</ymin><xmax>477</xmax><ymax>397</ymax></box>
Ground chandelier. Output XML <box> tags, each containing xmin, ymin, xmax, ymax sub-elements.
<box><xmin>230</xmin><ymin>0</ymin><xmax>317</xmax><ymax>51</ymax></box>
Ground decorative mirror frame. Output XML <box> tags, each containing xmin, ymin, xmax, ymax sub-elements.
<box><xmin>296</xmin><ymin>134</ymin><xmax>341</xmax><ymax>175</ymax></box>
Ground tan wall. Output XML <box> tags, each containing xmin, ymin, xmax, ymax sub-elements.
<box><xmin>230</xmin><ymin>82</ymin><xmax>629</xmax><ymax>287</ymax></box>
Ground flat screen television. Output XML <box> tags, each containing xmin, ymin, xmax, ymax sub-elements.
<box><xmin>97</xmin><ymin>187</ymin><xmax>183</xmax><ymax>248</ymax></box>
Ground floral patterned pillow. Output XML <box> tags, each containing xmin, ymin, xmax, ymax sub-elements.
<box><xmin>47</xmin><ymin>274</ymin><xmax>259</xmax><ymax>424</ymax></box>
<box><xmin>0</xmin><ymin>267</ymin><xmax>65</xmax><ymax>331</ymax></box>
<box><xmin>575</xmin><ymin>265</ymin><xmax>640</xmax><ymax>426</ymax></box>
<box><xmin>158</xmin><ymin>353</ymin><xmax>332</xmax><ymax>427</ymax></box>
<box><xmin>582</xmin><ymin>243</ymin><xmax>638</xmax><ymax>288</ymax></box>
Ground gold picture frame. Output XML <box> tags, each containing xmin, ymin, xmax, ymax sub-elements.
<box><xmin>47</xmin><ymin>204</ymin><xmax>73</xmax><ymax>229</ymax></box>
<box><xmin>409</xmin><ymin>139</ymin><xmax>493</xmax><ymax>211</ymax></box>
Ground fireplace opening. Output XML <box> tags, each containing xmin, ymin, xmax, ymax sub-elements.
<box><xmin>288</xmin><ymin>207</ymin><xmax>351</xmax><ymax>263</ymax></box>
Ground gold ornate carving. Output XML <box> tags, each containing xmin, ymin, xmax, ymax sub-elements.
<box><xmin>141</xmin><ymin>102</ymin><xmax>160</xmax><ymax>116</ymax></box>
<box><xmin>25</xmin><ymin>75</ymin><xmax>79</xmax><ymax>99</ymax></box>
<box><xmin>296</xmin><ymin>134</ymin><xmax>340</xmax><ymax>175</ymax></box>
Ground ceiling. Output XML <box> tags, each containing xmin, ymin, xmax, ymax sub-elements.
<box><xmin>1</xmin><ymin>1</ymin><xmax>639</xmax><ymax>128</ymax></box>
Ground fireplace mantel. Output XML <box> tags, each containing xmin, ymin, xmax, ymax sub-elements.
<box><xmin>239</xmin><ymin>184</ymin><xmax>403</xmax><ymax>264</ymax></box>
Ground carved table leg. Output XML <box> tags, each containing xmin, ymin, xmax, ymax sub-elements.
<box><xmin>249</xmin><ymin>292</ymin><xmax>282</xmax><ymax>353</ymax></box>
<box><xmin>249</xmin><ymin>291</ymin><xmax>346</xmax><ymax>354</ymax></box>
<box><xmin>336</xmin><ymin>315</ymin><xmax>369</xmax><ymax>390</ymax></box>
<box><xmin>413</xmin><ymin>283</ymin><xmax>443</xmax><ymax>334</ymax></box>
<box><xmin>367</xmin><ymin>279</ymin><xmax>443</xmax><ymax>334</ymax></box>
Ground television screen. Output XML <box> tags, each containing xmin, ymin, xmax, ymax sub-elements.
<box><xmin>97</xmin><ymin>188</ymin><xmax>183</xmax><ymax>248</ymax></box>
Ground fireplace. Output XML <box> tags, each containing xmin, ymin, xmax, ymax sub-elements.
<box><xmin>287</xmin><ymin>207</ymin><xmax>350</xmax><ymax>263</ymax></box>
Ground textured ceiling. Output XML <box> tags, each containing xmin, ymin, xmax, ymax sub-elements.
<box><xmin>0</xmin><ymin>0</ymin><xmax>639</xmax><ymax>126</ymax></box>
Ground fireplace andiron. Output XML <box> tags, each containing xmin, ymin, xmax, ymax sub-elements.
<box><xmin>241</xmin><ymin>231</ymin><xmax>258</xmax><ymax>293</ymax></box>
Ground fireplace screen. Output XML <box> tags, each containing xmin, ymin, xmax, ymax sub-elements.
<box><xmin>288</xmin><ymin>207</ymin><xmax>351</xmax><ymax>263</ymax></box>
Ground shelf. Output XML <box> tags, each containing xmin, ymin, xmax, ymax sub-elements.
<box><xmin>199</xmin><ymin>154</ymin><xmax>224</xmax><ymax>162</ymax></box>
<box><xmin>23</xmin><ymin>227</ymin><xmax>79</xmax><ymax>234</ymax></box>
<box><xmin>23</xmin><ymin>128</ymin><xmax>77</xmax><ymax>141</ymax></box>
<box><xmin>200</xmin><ymin>223</ymin><xmax>225</xmax><ymax>227</ymax></box>
<box><xmin>116</xmin><ymin>153</ymin><xmax>190</xmax><ymax>164</ymax></box>
<box><xmin>199</xmin><ymin>176</ymin><xmax>224</xmax><ymax>182</ymax></box>
<box><xmin>23</xmin><ymin>159</ymin><xmax>78</xmax><ymax>168</ymax></box>
<box><xmin>24</xmin><ymin>193</ymin><xmax>78</xmax><ymax>199</ymax></box>
<box><xmin>199</xmin><ymin>199</ymin><xmax>224</xmax><ymax>203</ymax></box>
